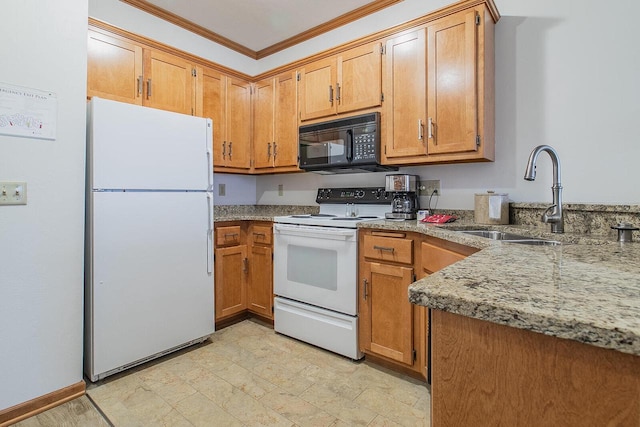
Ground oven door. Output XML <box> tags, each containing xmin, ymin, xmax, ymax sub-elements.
<box><xmin>298</xmin><ymin>127</ymin><xmax>350</xmax><ymax>170</ymax></box>
<box><xmin>273</xmin><ymin>223</ymin><xmax>357</xmax><ymax>315</ymax></box>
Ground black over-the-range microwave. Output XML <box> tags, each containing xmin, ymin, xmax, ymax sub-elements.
<box><xmin>298</xmin><ymin>112</ymin><xmax>398</xmax><ymax>174</ymax></box>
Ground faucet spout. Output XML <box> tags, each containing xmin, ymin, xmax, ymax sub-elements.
<box><xmin>523</xmin><ymin>145</ymin><xmax>564</xmax><ymax>233</ymax></box>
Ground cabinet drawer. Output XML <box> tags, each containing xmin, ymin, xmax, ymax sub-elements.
<box><xmin>421</xmin><ymin>241</ymin><xmax>466</xmax><ymax>274</ymax></box>
<box><xmin>216</xmin><ymin>225</ymin><xmax>242</xmax><ymax>246</ymax></box>
<box><xmin>250</xmin><ymin>225</ymin><xmax>272</xmax><ymax>245</ymax></box>
<box><xmin>363</xmin><ymin>234</ymin><xmax>413</xmax><ymax>264</ymax></box>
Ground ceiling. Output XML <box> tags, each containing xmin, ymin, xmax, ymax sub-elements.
<box><xmin>120</xmin><ymin>0</ymin><xmax>403</xmax><ymax>59</ymax></box>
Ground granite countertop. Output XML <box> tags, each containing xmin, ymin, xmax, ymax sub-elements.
<box><xmin>359</xmin><ymin>220</ymin><xmax>640</xmax><ymax>356</ymax></box>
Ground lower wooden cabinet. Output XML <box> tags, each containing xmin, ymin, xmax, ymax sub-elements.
<box><xmin>247</xmin><ymin>222</ymin><xmax>274</xmax><ymax>318</ymax></box>
<box><xmin>214</xmin><ymin>244</ymin><xmax>247</xmax><ymax>320</ymax></box>
<box><xmin>214</xmin><ymin>221</ymin><xmax>273</xmax><ymax>324</ymax></box>
<box><xmin>358</xmin><ymin>228</ymin><xmax>477</xmax><ymax>380</ymax></box>
<box><xmin>360</xmin><ymin>261</ymin><xmax>415</xmax><ymax>365</ymax></box>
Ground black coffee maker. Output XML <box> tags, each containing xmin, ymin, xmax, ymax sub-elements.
<box><xmin>384</xmin><ymin>174</ymin><xmax>419</xmax><ymax>220</ymax></box>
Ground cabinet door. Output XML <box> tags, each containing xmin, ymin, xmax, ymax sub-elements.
<box><xmin>253</xmin><ymin>78</ymin><xmax>275</xmax><ymax>169</ymax></box>
<box><xmin>225</xmin><ymin>78</ymin><xmax>252</xmax><ymax>169</ymax></box>
<box><xmin>426</xmin><ymin>9</ymin><xmax>478</xmax><ymax>155</ymax></box>
<box><xmin>247</xmin><ymin>245</ymin><xmax>273</xmax><ymax>319</ymax></box>
<box><xmin>144</xmin><ymin>49</ymin><xmax>194</xmax><ymax>115</ymax></box>
<box><xmin>273</xmin><ymin>71</ymin><xmax>299</xmax><ymax>168</ymax></box>
<box><xmin>383</xmin><ymin>30</ymin><xmax>428</xmax><ymax>163</ymax></box>
<box><xmin>87</xmin><ymin>30</ymin><xmax>143</xmax><ymax>105</ymax></box>
<box><xmin>214</xmin><ymin>245</ymin><xmax>247</xmax><ymax>321</ymax></box>
<box><xmin>337</xmin><ymin>42</ymin><xmax>382</xmax><ymax>114</ymax></box>
<box><xmin>299</xmin><ymin>57</ymin><xmax>337</xmax><ymax>121</ymax></box>
<box><xmin>197</xmin><ymin>67</ymin><xmax>226</xmax><ymax>168</ymax></box>
<box><xmin>361</xmin><ymin>261</ymin><xmax>414</xmax><ymax>365</ymax></box>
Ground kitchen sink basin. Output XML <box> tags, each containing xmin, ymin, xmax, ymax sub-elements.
<box><xmin>458</xmin><ymin>230</ymin><xmax>561</xmax><ymax>246</ymax></box>
<box><xmin>459</xmin><ymin>230</ymin><xmax>533</xmax><ymax>240</ymax></box>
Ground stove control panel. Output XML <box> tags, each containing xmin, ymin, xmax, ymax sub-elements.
<box><xmin>316</xmin><ymin>187</ymin><xmax>393</xmax><ymax>204</ymax></box>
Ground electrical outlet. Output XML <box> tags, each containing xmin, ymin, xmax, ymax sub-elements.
<box><xmin>218</xmin><ymin>183</ymin><xmax>226</xmax><ymax>196</ymax></box>
<box><xmin>419</xmin><ymin>179</ymin><xmax>440</xmax><ymax>196</ymax></box>
<box><xmin>278</xmin><ymin>184</ymin><xmax>284</xmax><ymax>196</ymax></box>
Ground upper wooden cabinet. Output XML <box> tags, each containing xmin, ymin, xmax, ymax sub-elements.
<box><xmin>253</xmin><ymin>71</ymin><xmax>300</xmax><ymax>173</ymax></box>
<box><xmin>299</xmin><ymin>42</ymin><xmax>382</xmax><ymax>121</ymax></box>
<box><xmin>197</xmin><ymin>66</ymin><xmax>251</xmax><ymax>171</ymax></box>
<box><xmin>425</xmin><ymin>6</ymin><xmax>494</xmax><ymax>162</ymax></box>
<box><xmin>383</xmin><ymin>4</ymin><xmax>496</xmax><ymax>165</ymax></box>
<box><xmin>87</xmin><ymin>30</ymin><xmax>143</xmax><ymax>105</ymax></box>
<box><xmin>143</xmin><ymin>49</ymin><xmax>195</xmax><ymax>115</ymax></box>
<box><xmin>87</xmin><ymin>29</ymin><xmax>196</xmax><ymax>115</ymax></box>
<box><xmin>382</xmin><ymin>30</ymin><xmax>428</xmax><ymax>164</ymax></box>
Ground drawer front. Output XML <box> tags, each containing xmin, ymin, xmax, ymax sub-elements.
<box><xmin>363</xmin><ymin>234</ymin><xmax>413</xmax><ymax>264</ymax></box>
<box><xmin>216</xmin><ymin>225</ymin><xmax>242</xmax><ymax>246</ymax></box>
<box><xmin>421</xmin><ymin>241</ymin><xmax>466</xmax><ymax>274</ymax></box>
<box><xmin>250</xmin><ymin>225</ymin><xmax>272</xmax><ymax>245</ymax></box>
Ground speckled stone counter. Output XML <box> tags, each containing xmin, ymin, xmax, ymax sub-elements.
<box><xmin>359</xmin><ymin>219</ymin><xmax>640</xmax><ymax>356</ymax></box>
<box><xmin>214</xmin><ymin>205</ymin><xmax>318</xmax><ymax>222</ymax></box>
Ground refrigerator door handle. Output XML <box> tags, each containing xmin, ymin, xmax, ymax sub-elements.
<box><xmin>206</xmin><ymin>192</ymin><xmax>214</xmax><ymax>275</ymax></box>
<box><xmin>206</xmin><ymin>120</ymin><xmax>214</xmax><ymax>192</ymax></box>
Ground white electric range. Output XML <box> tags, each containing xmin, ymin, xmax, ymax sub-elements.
<box><xmin>272</xmin><ymin>187</ymin><xmax>392</xmax><ymax>360</ymax></box>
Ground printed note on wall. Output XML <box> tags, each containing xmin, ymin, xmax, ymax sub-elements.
<box><xmin>0</xmin><ymin>82</ymin><xmax>57</xmax><ymax>140</ymax></box>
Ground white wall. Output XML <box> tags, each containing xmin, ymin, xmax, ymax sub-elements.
<box><xmin>213</xmin><ymin>173</ymin><xmax>257</xmax><ymax>205</ymax></box>
<box><xmin>0</xmin><ymin>0</ymin><xmax>87</xmax><ymax>411</ymax></box>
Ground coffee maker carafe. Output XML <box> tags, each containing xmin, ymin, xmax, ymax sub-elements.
<box><xmin>385</xmin><ymin>174</ymin><xmax>419</xmax><ymax>220</ymax></box>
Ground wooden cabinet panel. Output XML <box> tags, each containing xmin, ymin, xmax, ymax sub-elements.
<box><xmin>273</xmin><ymin>71</ymin><xmax>299</xmax><ymax>169</ymax></box>
<box><xmin>253</xmin><ymin>79</ymin><xmax>275</xmax><ymax>169</ymax></box>
<box><xmin>247</xmin><ymin>245</ymin><xmax>273</xmax><ymax>318</ymax></box>
<box><xmin>214</xmin><ymin>245</ymin><xmax>247</xmax><ymax>320</ymax></box>
<box><xmin>87</xmin><ymin>30</ymin><xmax>143</xmax><ymax>105</ymax></box>
<box><xmin>431</xmin><ymin>310</ymin><xmax>640</xmax><ymax>426</ymax></box>
<box><xmin>226</xmin><ymin>77</ymin><xmax>252</xmax><ymax>169</ymax></box>
<box><xmin>198</xmin><ymin>69</ymin><xmax>251</xmax><ymax>171</ymax></box>
<box><xmin>249</xmin><ymin>225</ymin><xmax>273</xmax><ymax>246</ymax></box>
<box><xmin>337</xmin><ymin>42</ymin><xmax>382</xmax><ymax>114</ymax></box>
<box><xmin>426</xmin><ymin>9</ymin><xmax>478</xmax><ymax>156</ymax></box>
<box><xmin>362</xmin><ymin>234</ymin><xmax>413</xmax><ymax>264</ymax></box>
<box><xmin>299</xmin><ymin>41</ymin><xmax>382</xmax><ymax>121</ymax></box>
<box><xmin>215</xmin><ymin>225</ymin><xmax>242</xmax><ymax>246</ymax></box>
<box><xmin>144</xmin><ymin>49</ymin><xmax>194</xmax><ymax>115</ymax></box>
<box><xmin>361</xmin><ymin>261</ymin><xmax>414</xmax><ymax>365</ymax></box>
<box><xmin>197</xmin><ymin>67</ymin><xmax>226</xmax><ymax>168</ymax></box>
<box><xmin>382</xmin><ymin>30</ymin><xmax>428</xmax><ymax>163</ymax></box>
<box><xmin>299</xmin><ymin>57</ymin><xmax>337</xmax><ymax>121</ymax></box>
<box><xmin>421</xmin><ymin>242</ymin><xmax>467</xmax><ymax>274</ymax></box>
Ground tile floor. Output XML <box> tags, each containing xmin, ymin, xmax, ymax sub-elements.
<box><xmin>17</xmin><ymin>319</ymin><xmax>430</xmax><ymax>426</ymax></box>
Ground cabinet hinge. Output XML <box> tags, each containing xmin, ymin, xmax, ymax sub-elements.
<box><xmin>412</xmin><ymin>273</ymin><xmax>417</xmax><ymax>282</ymax></box>
<box><xmin>475</xmin><ymin>14</ymin><xmax>481</xmax><ymax>25</ymax></box>
<box><xmin>296</xmin><ymin>72</ymin><xmax>301</xmax><ymax>81</ymax></box>
<box><xmin>381</xmin><ymin>93</ymin><xmax>384</xmax><ymax>102</ymax></box>
<box><xmin>380</xmin><ymin>45</ymin><xmax>386</xmax><ymax>55</ymax></box>
<box><xmin>412</xmin><ymin>349</ymin><xmax>417</xmax><ymax>361</ymax></box>
<box><xmin>476</xmin><ymin>135</ymin><xmax>481</xmax><ymax>146</ymax></box>
<box><xmin>192</xmin><ymin>68</ymin><xmax>197</xmax><ymax>77</ymax></box>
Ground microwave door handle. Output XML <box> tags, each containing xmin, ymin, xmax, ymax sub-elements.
<box><xmin>346</xmin><ymin>129</ymin><xmax>353</xmax><ymax>162</ymax></box>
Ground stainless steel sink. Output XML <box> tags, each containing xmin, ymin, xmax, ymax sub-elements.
<box><xmin>459</xmin><ymin>230</ymin><xmax>533</xmax><ymax>240</ymax></box>
<box><xmin>458</xmin><ymin>230</ymin><xmax>561</xmax><ymax>246</ymax></box>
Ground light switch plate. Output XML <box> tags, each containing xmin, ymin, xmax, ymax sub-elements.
<box><xmin>0</xmin><ymin>181</ymin><xmax>27</xmax><ymax>205</ymax></box>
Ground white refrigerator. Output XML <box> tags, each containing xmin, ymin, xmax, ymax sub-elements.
<box><xmin>84</xmin><ymin>98</ymin><xmax>215</xmax><ymax>382</ymax></box>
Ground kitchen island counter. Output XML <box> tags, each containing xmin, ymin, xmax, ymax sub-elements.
<box><xmin>359</xmin><ymin>219</ymin><xmax>640</xmax><ymax>356</ymax></box>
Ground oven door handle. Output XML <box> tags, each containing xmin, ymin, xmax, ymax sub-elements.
<box><xmin>274</xmin><ymin>223</ymin><xmax>356</xmax><ymax>240</ymax></box>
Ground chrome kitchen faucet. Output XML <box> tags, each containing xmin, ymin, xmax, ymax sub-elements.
<box><xmin>524</xmin><ymin>145</ymin><xmax>564</xmax><ymax>233</ymax></box>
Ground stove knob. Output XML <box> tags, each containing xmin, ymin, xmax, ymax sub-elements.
<box><xmin>355</xmin><ymin>190</ymin><xmax>364</xmax><ymax>198</ymax></box>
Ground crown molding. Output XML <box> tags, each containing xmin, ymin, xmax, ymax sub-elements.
<box><xmin>119</xmin><ymin>0</ymin><xmax>402</xmax><ymax>59</ymax></box>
